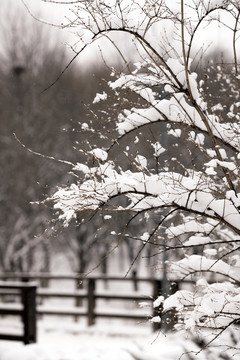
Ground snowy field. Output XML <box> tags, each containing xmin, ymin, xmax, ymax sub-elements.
<box><xmin>0</xmin><ymin>316</ymin><xmax>205</xmax><ymax>360</ymax></box>
<box><xmin>0</xmin><ymin>258</ymin><xmax>238</xmax><ymax>360</ymax></box>
<box><xmin>0</xmin><ymin>275</ymin><xmax>238</xmax><ymax>360</ymax></box>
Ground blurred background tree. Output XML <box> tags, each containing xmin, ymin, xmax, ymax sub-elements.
<box><xmin>0</xmin><ymin>2</ymin><xmax>149</xmax><ymax>276</ymax></box>
<box><xmin>0</xmin><ymin>3</ymin><xmax>88</xmax><ymax>273</ymax></box>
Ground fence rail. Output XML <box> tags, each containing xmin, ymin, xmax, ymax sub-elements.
<box><xmin>0</xmin><ymin>273</ymin><xmax>186</xmax><ymax>342</ymax></box>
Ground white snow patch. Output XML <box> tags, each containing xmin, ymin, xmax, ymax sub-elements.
<box><xmin>151</xmin><ymin>142</ymin><xmax>165</xmax><ymax>157</ymax></box>
<box><xmin>93</xmin><ymin>92</ymin><xmax>108</xmax><ymax>103</ymax></box>
<box><xmin>81</xmin><ymin>123</ymin><xmax>89</xmax><ymax>130</ymax></box>
<box><xmin>153</xmin><ymin>296</ymin><xmax>164</xmax><ymax>308</ymax></box>
<box><xmin>89</xmin><ymin>148</ymin><xmax>108</xmax><ymax>161</ymax></box>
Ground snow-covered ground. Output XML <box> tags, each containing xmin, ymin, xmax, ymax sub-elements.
<box><xmin>0</xmin><ymin>256</ymin><xmax>237</xmax><ymax>360</ymax></box>
<box><xmin>1</xmin><ymin>314</ymin><xmax>239</xmax><ymax>359</ymax></box>
<box><xmin>0</xmin><ymin>316</ymin><xmax>202</xmax><ymax>360</ymax></box>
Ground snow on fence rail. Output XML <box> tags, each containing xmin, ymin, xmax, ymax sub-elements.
<box><xmin>0</xmin><ymin>273</ymin><xmax>187</xmax><ymax>340</ymax></box>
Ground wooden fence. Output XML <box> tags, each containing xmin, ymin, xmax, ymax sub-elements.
<box><xmin>0</xmin><ymin>273</ymin><xmax>182</xmax><ymax>342</ymax></box>
<box><xmin>0</xmin><ymin>281</ymin><xmax>37</xmax><ymax>344</ymax></box>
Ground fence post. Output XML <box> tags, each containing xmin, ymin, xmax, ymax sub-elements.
<box><xmin>132</xmin><ymin>270</ymin><xmax>138</xmax><ymax>291</ymax></box>
<box><xmin>75</xmin><ymin>277</ymin><xmax>83</xmax><ymax>307</ymax></box>
<box><xmin>40</xmin><ymin>276</ymin><xmax>49</xmax><ymax>289</ymax></box>
<box><xmin>21</xmin><ymin>275</ymin><xmax>29</xmax><ymax>283</ymax></box>
<box><xmin>87</xmin><ymin>279</ymin><xmax>96</xmax><ymax>326</ymax></box>
<box><xmin>152</xmin><ymin>279</ymin><xmax>162</xmax><ymax>332</ymax></box>
<box><xmin>167</xmin><ymin>281</ymin><xmax>179</xmax><ymax>330</ymax></box>
<box><xmin>21</xmin><ymin>285</ymin><xmax>37</xmax><ymax>344</ymax></box>
<box><xmin>74</xmin><ymin>277</ymin><xmax>83</xmax><ymax>322</ymax></box>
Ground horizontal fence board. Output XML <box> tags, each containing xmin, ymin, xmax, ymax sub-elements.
<box><xmin>95</xmin><ymin>312</ymin><xmax>150</xmax><ymax>320</ymax></box>
<box><xmin>95</xmin><ymin>292</ymin><xmax>152</xmax><ymax>301</ymax></box>
<box><xmin>0</xmin><ymin>334</ymin><xmax>24</xmax><ymax>342</ymax></box>
<box><xmin>37</xmin><ymin>289</ymin><xmax>87</xmax><ymax>298</ymax></box>
<box><xmin>0</xmin><ymin>281</ymin><xmax>37</xmax><ymax>289</ymax></box>
<box><xmin>37</xmin><ymin>306</ymin><xmax>87</xmax><ymax>317</ymax></box>
<box><xmin>36</xmin><ymin>307</ymin><xmax>149</xmax><ymax>320</ymax></box>
<box><xmin>0</xmin><ymin>290</ymin><xmax>19</xmax><ymax>296</ymax></box>
<box><xmin>0</xmin><ymin>308</ymin><xmax>22</xmax><ymax>316</ymax></box>
<box><xmin>0</xmin><ymin>292</ymin><xmax>152</xmax><ymax>301</ymax></box>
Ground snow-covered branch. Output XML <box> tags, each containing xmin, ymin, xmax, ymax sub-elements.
<box><xmin>42</xmin><ymin>0</ymin><xmax>240</xmax><ymax>353</ymax></box>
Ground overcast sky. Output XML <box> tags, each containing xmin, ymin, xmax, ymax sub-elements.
<box><xmin>0</xmin><ymin>0</ymin><xmax>75</xmax><ymax>45</ymax></box>
<box><xmin>21</xmin><ymin>0</ymin><xmax>74</xmax><ymax>24</ymax></box>
<box><xmin>1</xmin><ymin>0</ymin><xmax>236</xmax><ymax>71</ymax></box>
<box><xmin>20</xmin><ymin>0</ymin><xmax>75</xmax><ymax>43</ymax></box>
<box><xmin>1</xmin><ymin>0</ymin><xmax>106</xmax><ymax>69</ymax></box>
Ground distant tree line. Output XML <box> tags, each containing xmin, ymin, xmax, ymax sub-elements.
<box><xmin>0</xmin><ymin>4</ymin><xmax>153</xmax><ymax>276</ymax></box>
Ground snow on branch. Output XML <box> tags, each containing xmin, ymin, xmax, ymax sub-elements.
<box><xmin>43</xmin><ymin>0</ymin><xmax>240</xmax><ymax>353</ymax></box>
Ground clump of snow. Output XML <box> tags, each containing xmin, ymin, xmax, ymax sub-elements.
<box><xmin>205</xmin><ymin>159</ymin><xmax>237</xmax><ymax>174</ymax></box>
<box><xmin>151</xmin><ymin>142</ymin><xmax>165</xmax><ymax>157</ymax></box>
<box><xmin>203</xmin><ymin>249</ymin><xmax>217</xmax><ymax>258</ymax></box>
<box><xmin>153</xmin><ymin>295</ymin><xmax>164</xmax><ymax>308</ymax></box>
<box><xmin>168</xmin><ymin>129</ymin><xmax>182</xmax><ymax>137</ymax></box>
<box><xmin>135</xmin><ymin>155</ymin><xmax>147</xmax><ymax>168</ymax></box>
<box><xmin>93</xmin><ymin>92</ymin><xmax>108</xmax><ymax>104</ymax></box>
<box><xmin>170</xmin><ymin>254</ymin><xmax>234</xmax><ymax>279</ymax></box>
<box><xmin>150</xmin><ymin>316</ymin><xmax>161</xmax><ymax>323</ymax></box>
<box><xmin>81</xmin><ymin>123</ymin><xmax>89</xmax><ymax>130</ymax></box>
<box><xmin>205</xmin><ymin>167</ymin><xmax>217</xmax><ymax>175</ymax></box>
<box><xmin>140</xmin><ymin>232</ymin><xmax>150</xmax><ymax>241</ymax></box>
<box><xmin>196</xmin><ymin>278</ymin><xmax>208</xmax><ymax>287</ymax></box>
<box><xmin>89</xmin><ymin>148</ymin><xmax>108</xmax><ymax>161</ymax></box>
<box><xmin>189</xmin><ymin>131</ymin><xmax>205</xmax><ymax>145</ymax></box>
<box><xmin>226</xmin><ymin>190</ymin><xmax>240</xmax><ymax>207</ymax></box>
<box><xmin>73</xmin><ymin>162</ymin><xmax>90</xmax><ymax>174</ymax></box>
<box><xmin>184</xmin><ymin>235</ymin><xmax>211</xmax><ymax>247</ymax></box>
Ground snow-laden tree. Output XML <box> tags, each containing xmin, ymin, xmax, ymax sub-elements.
<box><xmin>43</xmin><ymin>0</ymin><xmax>240</xmax><ymax>354</ymax></box>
